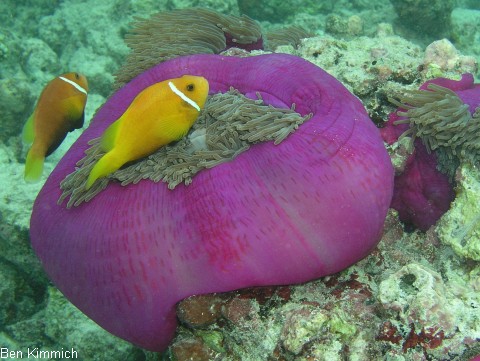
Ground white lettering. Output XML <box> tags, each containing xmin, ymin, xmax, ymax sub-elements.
<box><xmin>0</xmin><ymin>347</ymin><xmax>78</xmax><ymax>359</ymax></box>
<box><xmin>26</xmin><ymin>347</ymin><xmax>78</xmax><ymax>359</ymax></box>
<box><xmin>0</xmin><ymin>348</ymin><xmax>23</xmax><ymax>358</ymax></box>
<box><xmin>27</xmin><ymin>347</ymin><xmax>37</xmax><ymax>358</ymax></box>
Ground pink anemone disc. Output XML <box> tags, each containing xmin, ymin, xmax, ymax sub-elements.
<box><xmin>30</xmin><ymin>53</ymin><xmax>394</xmax><ymax>351</ymax></box>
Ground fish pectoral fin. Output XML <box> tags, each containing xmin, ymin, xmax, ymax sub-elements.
<box><xmin>24</xmin><ymin>148</ymin><xmax>44</xmax><ymax>182</ymax></box>
<box><xmin>100</xmin><ymin>119</ymin><xmax>121</xmax><ymax>152</ymax></box>
<box><xmin>22</xmin><ymin>114</ymin><xmax>35</xmax><ymax>144</ymax></box>
<box><xmin>71</xmin><ymin>111</ymin><xmax>85</xmax><ymax>131</ymax></box>
<box><xmin>155</xmin><ymin>118</ymin><xmax>191</xmax><ymax>144</ymax></box>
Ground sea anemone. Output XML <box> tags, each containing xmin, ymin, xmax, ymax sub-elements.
<box><xmin>381</xmin><ymin>73</ymin><xmax>480</xmax><ymax>231</ymax></box>
<box><xmin>265</xmin><ymin>26</ymin><xmax>312</xmax><ymax>50</ymax></box>
<box><xmin>58</xmin><ymin>88</ymin><xmax>311</xmax><ymax>207</ymax></box>
<box><xmin>390</xmin><ymin>77</ymin><xmax>480</xmax><ymax>161</ymax></box>
<box><xmin>115</xmin><ymin>8</ymin><xmax>263</xmax><ymax>88</ymax></box>
<box><xmin>31</xmin><ymin>53</ymin><xmax>393</xmax><ymax>351</ymax></box>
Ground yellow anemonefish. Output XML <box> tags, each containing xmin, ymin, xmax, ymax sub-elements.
<box><xmin>22</xmin><ymin>72</ymin><xmax>88</xmax><ymax>182</ymax></box>
<box><xmin>85</xmin><ymin>75</ymin><xmax>209</xmax><ymax>189</ymax></box>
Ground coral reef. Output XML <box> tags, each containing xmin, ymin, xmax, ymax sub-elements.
<box><xmin>437</xmin><ymin>163</ymin><xmax>480</xmax><ymax>261</ymax></box>
<box><xmin>377</xmin><ymin>260</ymin><xmax>480</xmax><ymax>359</ymax></box>
<box><xmin>37</xmin><ymin>1</ymin><xmax>129</xmax><ymax>97</ymax></box>
<box><xmin>0</xmin><ymin>0</ymin><xmax>479</xmax><ymax>360</ymax></box>
<box><xmin>237</xmin><ymin>0</ymin><xmax>335</xmax><ymax>23</ymax></box>
<box><xmin>325</xmin><ymin>14</ymin><xmax>364</xmax><ymax>36</ymax></box>
<box><xmin>451</xmin><ymin>8</ymin><xmax>480</xmax><ymax>58</ymax></box>
<box><xmin>287</xmin><ymin>32</ymin><xmax>424</xmax><ymax>125</ymax></box>
<box><xmin>379</xmin><ymin>263</ymin><xmax>459</xmax><ymax>343</ymax></box>
<box><xmin>389</xmin><ymin>0</ymin><xmax>454</xmax><ymax>40</ymax></box>
<box><xmin>423</xmin><ymin>39</ymin><xmax>478</xmax><ymax>78</ymax></box>
<box><xmin>0</xmin><ymin>77</ymin><xmax>33</xmax><ymax>142</ymax></box>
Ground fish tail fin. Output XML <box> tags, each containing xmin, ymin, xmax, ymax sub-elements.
<box><xmin>85</xmin><ymin>151</ymin><xmax>124</xmax><ymax>190</ymax></box>
<box><xmin>24</xmin><ymin>147</ymin><xmax>45</xmax><ymax>182</ymax></box>
<box><xmin>22</xmin><ymin>114</ymin><xmax>35</xmax><ymax>144</ymax></box>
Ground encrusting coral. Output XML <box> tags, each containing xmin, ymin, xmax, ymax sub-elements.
<box><xmin>58</xmin><ymin>88</ymin><xmax>311</xmax><ymax>207</ymax></box>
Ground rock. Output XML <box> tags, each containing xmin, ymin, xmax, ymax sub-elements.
<box><xmin>390</xmin><ymin>0</ymin><xmax>454</xmax><ymax>39</ymax></box>
<box><xmin>437</xmin><ymin>164</ymin><xmax>480</xmax><ymax>261</ymax></box>
<box><xmin>379</xmin><ymin>263</ymin><xmax>456</xmax><ymax>335</ymax></box>
<box><xmin>451</xmin><ymin>8</ymin><xmax>480</xmax><ymax>57</ymax></box>
<box><xmin>177</xmin><ymin>294</ymin><xmax>224</xmax><ymax>328</ymax></box>
<box><xmin>44</xmin><ymin>287</ymin><xmax>143</xmax><ymax>361</ymax></box>
<box><xmin>423</xmin><ymin>38</ymin><xmax>478</xmax><ymax>77</ymax></box>
<box><xmin>0</xmin><ymin>77</ymin><xmax>33</xmax><ymax>142</ymax></box>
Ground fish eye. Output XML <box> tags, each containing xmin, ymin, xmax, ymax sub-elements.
<box><xmin>186</xmin><ymin>84</ymin><xmax>195</xmax><ymax>91</ymax></box>
<box><xmin>74</xmin><ymin>73</ymin><xmax>80</xmax><ymax>79</ymax></box>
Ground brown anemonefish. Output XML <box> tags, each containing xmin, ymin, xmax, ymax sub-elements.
<box><xmin>85</xmin><ymin>75</ymin><xmax>209</xmax><ymax>189</ymax></box>
<box><xmin>22</xmin><ymin>72</ymin><xmax>88</xmax><ymax>182</ymax></box>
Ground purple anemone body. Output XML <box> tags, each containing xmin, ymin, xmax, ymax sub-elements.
<box><xmin>30</xmin><ymin>54</ymin><xmax>393</xmax><ymax>351</ymax></box>
<box><xmin>381</xmin><ymin>74</ymin><xmax>480</xmax><ymax>231</ymax></box>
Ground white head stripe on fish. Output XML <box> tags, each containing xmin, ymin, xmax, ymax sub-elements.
<box><xmin>59</xmin><ymin>76</ymin><xmax>88</xmax><ymax>95</ymax></box>
<box><xmin>168</xmin><ymin>81</ymin><xmax>200</xmax><ymax>112</ymax></box>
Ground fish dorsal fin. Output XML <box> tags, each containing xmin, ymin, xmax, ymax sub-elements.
<box><xmin>22</xmin><ymin>114</ymin><xmax>35</xmax><ymax>144</ymax></box>
<box><xmin>99</xmin><ymin>119</ymin><xmax>121</xmax><ymax>152</ymax></box>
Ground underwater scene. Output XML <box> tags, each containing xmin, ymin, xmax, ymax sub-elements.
<box><xmin>1</xmin><ymin>0</ymin><xmax>480</xmax><ymax>360</ymax></box>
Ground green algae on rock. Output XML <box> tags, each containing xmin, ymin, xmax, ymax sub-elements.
<box><xmin>390</xmin><ymin>0</ymin><xmax>454</xmax><ymax>39</ymax></box>
<box><xmin>378</xmin><ymin>261</ymin><xmax>480</xmax><ymax>357</ymax></box>
<box><xmin>44</xmin><ymin>287</ymin><xmax>143</xmax><ymax>360</ymax></box>
<box><xmin>238</xmin><ymin>0</ymin><xmax>335</xmax><ymax>22</ymax></box>
<box><xmin>437</xmin><ymin>163</ymin><xmax>480</xmax><ymax>261</ymax></box>
<box><xmin>379</xmin><ymin>263</ymin><xmax>456</xmax><ymax>334</ymax></box>
<box><xmin>451</xmin><ymin>8</ymin><xmax>480</xmax><ymax>58</ymax></box>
